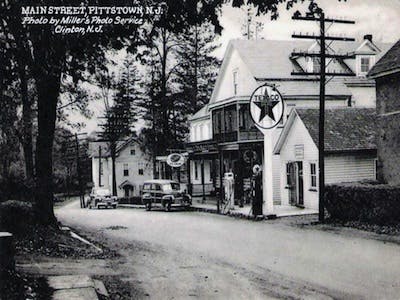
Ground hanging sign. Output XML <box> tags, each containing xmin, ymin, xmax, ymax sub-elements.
<box><xmin>166</xmin><ymin>153</ymin><xmax>185</xmax><ymax>167</ymax></box>
<box><xmin>243</xmin><ymin>150</ymin><xmax>258</xmax><ymax>164</ymax></box>
<box><xmin>249</xmin><ymin>84</ymin><xmax>284</xmax><ymax>130</ymax></box>
<box><xmin>252</xmin><ymin>164</ymin><xmax>262</xmax><ymax>175</ymax></box>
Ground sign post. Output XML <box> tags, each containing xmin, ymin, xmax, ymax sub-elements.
<box><xmin>249</xmin><ymin>84</ymin><xmax>284</xmax><ymax>218</ymax></box>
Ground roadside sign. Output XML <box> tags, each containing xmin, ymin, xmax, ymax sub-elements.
<box><xmin>252</xmin><ymin>164</ymin><xmax>261</xmax><ymax>175</ymax></box>
<box><xmin>166</xmin><ymin>153</ymin><xmax>185</xmax><ymax>168</ymax></box>
<box><xmin>249</xmin><ymin>84</ymin><xmax>284</xmax><ymax>130</ymax></box>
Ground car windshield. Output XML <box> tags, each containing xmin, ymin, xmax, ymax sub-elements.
<box><xmin>171</xmin><ymin>183</ymin><xmax>181</xmax><ymax>190</ymax></box>
<box><xmin>95</xmin><ymin>189</ymin><xmax>111</xmax><ymax>196</ymax></box>
<box><xmin>162</xmin><ymin>183</ymin><xmax>180</xmax><ymax>192</ymax></box>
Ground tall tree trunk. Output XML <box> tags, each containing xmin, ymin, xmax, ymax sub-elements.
<box><xmin>34</xmin><ymin>75</ymin><xmax>59</xmax><ymax>225</ymax></box>
<box><xmin>19</xmin><ymin>64</ymin><xmax>34</xmax><ymax>184</ymax></box>
<box><xmin>32</xmin><ymin>39</ymin><xmax>64</xmax><ymax>226</ymax></box>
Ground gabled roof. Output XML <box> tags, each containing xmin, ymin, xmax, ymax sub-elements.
<box><xmin>89</xmin><ymin>136</ymin><xmax>137</xmax><ymax>158</ymax></box>
<box><xmin>209</xmin><ymin>38</ymin><xmax>392</xmax><ymax>104</ymax></box>
<box><xmin>274</xmin><ymin>108</ymin><xmax>376</xmax><ymax>154</ymax></box>
<box><xmin>189</xmin><ymin>103</ymin><xmax>210</xmax><ymax>121</ymax></box>
<box><xmin>231</xmin><ymin>39</ymin><xmax>392</xmax><ymax>80</ymax></box>
<box><xmin>368</xmin><ymin>39</ymin><xmax>400</xmax><ymax>78</ymax></box>
<box><xmin>231</xmin><ymin>39</ymin><xmax>312</xmax><ymax>79</ymax></box>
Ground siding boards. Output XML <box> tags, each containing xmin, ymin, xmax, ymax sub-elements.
<box><xmin>325</xmin><ymin>155</ymin><xmax>376</xmax><ymax>184</ymax></box>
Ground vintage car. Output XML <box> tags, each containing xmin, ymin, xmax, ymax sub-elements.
<box><xmin>87</xmin><ymin>188</ymin><xmax>118</xmax><ymax>209</ymax></box>
<box><xmin>141</xmin><ymin>180</ymin><xmax>192</xmax><ymax>211</ymax></box>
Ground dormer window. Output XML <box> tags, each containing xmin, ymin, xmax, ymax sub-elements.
<box><xmin>357</xmin><ymin>55</ymin><xmax>375</xmax><ymax>76</ymax></box>
<box><xmin>233</xmin><ymin>70</ymin><xmax>238</xmax><ymax>95</ymax></box>
<box><xmin>361</xmin><ymin>57</ymin><xmax>370</xmax><ymax>73</ymax></box>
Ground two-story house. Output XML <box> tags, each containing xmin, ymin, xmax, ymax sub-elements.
<box><xmin>90</xmin><ymin>137</ymin><xmax>153</xmax><ymax>198</ymax></box>
<box><xmin>187</xmin><ymin>36</ymin><xmax>391</xmax><ymax>210</ymax></box>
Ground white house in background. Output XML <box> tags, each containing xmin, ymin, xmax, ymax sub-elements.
<box><xmin>186</xmin><ymin>35</ymin><xmax>391</xmax><ymax>209</ymax></box>
<box><xmin>274</xmin><ymin>108</ymin><xmax>377</xmax><ymax>209</ymax></box>
<box><xmin>90</xmin><ymin>137</ymin><xmax>153</xmax><ymax>198</ymax></box>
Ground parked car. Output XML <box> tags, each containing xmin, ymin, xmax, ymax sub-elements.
<box><xmin>87</xmin><ymin>188</ymin><xmax>118</xmax><ymax>209</ymax></box>
<box><xmin>141</xmin><ymin>180</ymin><xmax>192</xmax><ymax>211</ymax></box>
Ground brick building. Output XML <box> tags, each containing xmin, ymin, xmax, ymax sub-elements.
<box><xmin>369</xmin><ymin>40</ymin><xmax>400</xmax><ymax>184</ymax></box>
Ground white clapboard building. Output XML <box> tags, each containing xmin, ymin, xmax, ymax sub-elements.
<box><xmin>89</xmin><ymin>137</ymin><xmax>153</xmax><ymax>198</ymax></box>
<box><xmin>186</xmin><ymin>36</ymin><xmax>391</xmax><ymax>211</ymax></box>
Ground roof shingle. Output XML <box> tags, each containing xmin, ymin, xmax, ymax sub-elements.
<box><xmin>368</xmin><ymin>39</ymin><xmax>400</xmax><ymax>78</ymax></box>
<box><xmin>296</xmin><ymin>108</ymin><xmax>376</xmax><ymax>152</ymax></box>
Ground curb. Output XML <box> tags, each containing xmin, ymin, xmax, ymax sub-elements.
<box><xmin>48</xmin><ymin>275</ymin><xmax>109</xmax><ymax>300</ymax></box>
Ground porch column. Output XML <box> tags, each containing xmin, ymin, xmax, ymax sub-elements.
<box><xmin>236</xmin><ymin>149</ymin><xmax>244</xmax><ymax>207</ymax></box>
<box><xmin>218</xmin><ymin>150</ymin><xmax>224</xmax><ymax>214</ymax></box>
<box><xmin>187</xmin><ymin>156</ymin><xmax>192</xmax><ymax>196</ymax></box>
<box><xmin>263</xmin><ymin>131</ymin><xmax>274</xmax><ymax>215</ymax></box>
<box><xmin>201</xmin><ymin>158</ymin><xmax>206</xmax><ymax>202</ymax></box>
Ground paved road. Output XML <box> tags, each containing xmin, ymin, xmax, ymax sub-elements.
<box><xmin>56</xmin><ymin>201</ymin><xmax>400</xmax><ymax>299</ymax></box>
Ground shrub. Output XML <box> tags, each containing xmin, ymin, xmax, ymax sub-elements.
<box><xmin>118</xmin><ymin>197</ymin><xmax>142</xmax><ymax>205</ymax></box>
<box><xmin>325</xmin><ymin>182</ymin><xmax>400</xmax><ymax>225</ymax></box>
<box><xmin>0</xmin><ymin>200</ymin><xmax>35</xmax><ymax>234</ymax></box>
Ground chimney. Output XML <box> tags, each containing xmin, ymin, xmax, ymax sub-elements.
<box><xmin>364</xmin><ymin>34</ymin><xmax>373</xmax><ymax>42</ymax></box>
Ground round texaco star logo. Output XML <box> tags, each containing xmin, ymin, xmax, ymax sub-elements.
<box><xmin>249</xmin><ymin>84</ymin><xmax>284</xmax><ymax>129</ymax></box>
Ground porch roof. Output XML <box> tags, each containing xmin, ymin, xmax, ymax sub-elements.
<box><xmin>274</xmin><ymin>108</ymin><xmax>377</xmax><ymax>154</ymax></box>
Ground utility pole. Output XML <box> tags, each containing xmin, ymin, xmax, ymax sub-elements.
<box><xmin>98</xmin><ymin>145</ymin><xmax>102</xmax><ymax>187</ymax></box>
<box><xmin>75</xmin><ymin>133</ymin><xmax>84</xmax><ymax>208</ymax></box>
<box><xmin>291</xmin><ymin>10</ymin><xmax>355</xmax><ymax>222</ymax></box>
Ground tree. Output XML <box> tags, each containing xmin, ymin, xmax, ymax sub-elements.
<box><xmin>1</xmin><ymin>0</ymin><xmax>340</xmax><ymax>224</ymax></box>
<box><xmin>98</xmin><ymin>57</ymin><xmax>141</xmax><ymax>196</ymax></box>
<box><xmin>174</xmin><ymin>21</ymin><xmax>220</xmax><ymax>115</ymax></box>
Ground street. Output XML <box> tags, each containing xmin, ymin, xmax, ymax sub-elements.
<box><xmin>56</xmin><ymin>201</ymin><xmax>400</xmax><ymax>299</ymax></box>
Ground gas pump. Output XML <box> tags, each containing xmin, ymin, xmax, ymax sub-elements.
<box><xmin>252</xmin><ymin>164</ymin><xmax>263</xmax><ymax>217</ymax></box>
<box><xmin>223</xmin><ymin>172</ymin><xmax>235</xmax><ymax>210</ymax></box>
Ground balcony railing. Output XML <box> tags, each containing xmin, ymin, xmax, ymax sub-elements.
<box><xmin>238</xmin><ymin>130</ymin><xmax>263</xmax><ymax>141</ymax></box>
<box><xmin>213</xmin><ymin>131</ymin><xmax>237</xmax><ymax>143</ymax></box>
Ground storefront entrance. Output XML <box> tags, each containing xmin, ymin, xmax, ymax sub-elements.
<box><xmin>287</xmin><ymin>161</ymin><xmax>304</xmax><ymax>206</ymax></box>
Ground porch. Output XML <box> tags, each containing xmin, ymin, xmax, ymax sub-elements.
<box><xmin>191</xmin><ymin>196</ymin><xmax>318</xmax><ymax>218</ymax></box>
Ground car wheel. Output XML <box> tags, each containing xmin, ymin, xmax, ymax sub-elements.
<box><xmin>146</xmin><ymin>202</ymin><xmax>151</xmax><ymax>211</ymax></box>
<box><xmin>113</xmin><ymin>205</ymin><xmax>117</xmax><ymax>209</ymax></box>
<box><xmin>165</xmin><ymin>201</ymin><xmax>171</xmax><ymax>212</ymax></box>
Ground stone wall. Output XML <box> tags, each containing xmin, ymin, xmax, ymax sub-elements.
<box><xmin>376</xmin><ymin>73</ymin><xmax>400</xmax><ymax>184</ymax></box>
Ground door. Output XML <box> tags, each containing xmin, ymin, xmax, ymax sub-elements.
<box><xmin>287</xmin><ymin>162</ymin><xmax>304</xmax><ymax>206</ymax></box>
<box><xmin>287</xmin><ymin>162</ymin><xmax>297</xmax><ymax>205</ymax></box>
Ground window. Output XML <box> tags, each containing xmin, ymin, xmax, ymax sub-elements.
<box><xmin>138</xmin><ymin>162</ymin><xmax>144</xmax><ymax>175</ymax></box>
<box><xmin>239</xmin><ymin>106</ymin><xmax>245</xmax><ymax>129</ymax></box>
<box><xmin>194</xmin><ymin>161</ymin><xmax>199</xmax><ymax>180</ymax></box>
<box><xmin>130</xmin><ymin>148</ymin><xmax>136</xmax><ymax>155</ymax></box>
<box><xmin>360</xmin><ymin>57</ymin><xmax>370</xmax><ymax>73</ymax></box>
<box><xmin>123</xmin><ymin>163</ymin><xmax>129</xmax><ymax>176</ymax></box>
<box><xmin>286</xmin><ymin>163</ymin><xmax>291</xmax><ymax>185</ymax></box>
<box><xmin>233</xmin><ymin>70</ymin><xmax>238</xmax><ymax>95</ymax></box>
<box><xmin>310</xmin><ymin>163</ymin><xmax>317</xmax><ymax>188</ymax></box>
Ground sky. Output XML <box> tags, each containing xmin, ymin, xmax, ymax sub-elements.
<box><xmin>72</xmin><ymin>0</ymin><xmax>400</xmax><ymax>135</ymax></box>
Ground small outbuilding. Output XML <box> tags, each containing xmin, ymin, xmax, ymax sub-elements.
<box><xmin>274</xmin><ymin>108</ymin><xmax>377</xmax><ymax>210</ymax></box>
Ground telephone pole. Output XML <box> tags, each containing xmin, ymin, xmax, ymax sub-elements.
<box><xmin>291</xmin><ymin>10</ymin><xmax>355</xmax><ymax>222</ymax></box>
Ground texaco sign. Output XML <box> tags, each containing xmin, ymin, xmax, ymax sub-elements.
<box><xmin>249</xmin><ymin>84</ymin><xmax>284</xmax><ymax>130</ymax></box>
<box><xmin>166</xmin><ymin>153</ymin><xmax>185</xmax><ymax>168</ymax></box>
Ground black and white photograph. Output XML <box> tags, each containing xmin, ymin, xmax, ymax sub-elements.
<box><xmin>1</xmin><ymin>0</ymin><xmax>400</xmax><ymax>299</ymax></box>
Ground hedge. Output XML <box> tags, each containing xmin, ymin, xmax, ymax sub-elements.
<box><xmin>118</xmin><ymin>197</ymin><xmax>143</xmax><ymax>205</ymax></box>
<box><xmin>0</xmin><ymin>200</ymin><xmax>35</xmax><ymax>234</ymax></box>
<box><xmin>325</xmin><ymin>182</ymin><xmax>400</xmax><ymax>225</ymax></box>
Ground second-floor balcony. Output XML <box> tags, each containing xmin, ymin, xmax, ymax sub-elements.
<box><xmin>211</xmin><ymin>102</ymin><xmax>263</xmax><ymax>144</ymax></box>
